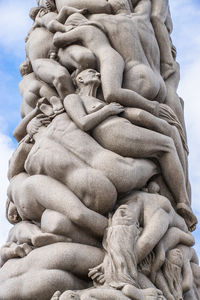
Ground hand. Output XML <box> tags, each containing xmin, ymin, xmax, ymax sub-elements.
<box><xmin>26</xmin><ymin>114</ymin><xmax>51</xmax><ymax>138</ymax></box>
<box><xmin>88</xmin><ymin>263</ymin><xmax>105</xmax><ymax>285</ymax></box>
<box><xmin>104</xmin><ymin>102</ymin><xmax>124</xmax><ymax>116</ymax></box>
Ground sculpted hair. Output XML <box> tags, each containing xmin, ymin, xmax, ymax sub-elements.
<box><xmin>29</xmin><ymin>7</ymin><xmax>40</xmax><ymax>20</ymax></box>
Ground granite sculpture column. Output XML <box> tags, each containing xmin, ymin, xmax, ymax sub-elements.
<box><xmin>0</xmin><ymin>0</ymin><xmax>199</xmax><ymax>299</ymax></box>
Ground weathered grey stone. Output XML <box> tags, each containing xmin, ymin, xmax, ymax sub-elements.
<box><xmin>0</xmin><ymin>0</ymin><xmax>199</xmax><ymax>299</ymax></box>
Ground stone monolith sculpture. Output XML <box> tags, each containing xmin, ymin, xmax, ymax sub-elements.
<box><xmin>0</xmin><ymin>0</ymin><xmax>199</xmax><ymax>299</ymax></box>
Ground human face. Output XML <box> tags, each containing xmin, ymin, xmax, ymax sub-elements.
<box><xmin>78</xmin><ymin>69</ymin><xmax>101</xmax><ymax>86</ymax></box>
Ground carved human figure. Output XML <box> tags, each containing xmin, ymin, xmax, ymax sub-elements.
<box><xmin>22</xmin><ymin>99</ymin><xmax>159</xmax><ymax>199</ymax></box>
<box><xmin>52</xmin><ymin>286</ymin><xmax>165</xmax><ymax>300</ymax></box>
<box><xmin>19</xmin><ymin>59</ymin><xmax>58</xmax><ymax>118</ymax></box>
<box><xmin>0</xmin><ymin>241</ymin><xmax>32</xmax><ymax>267</ymax></box>
<box><xmin>0</xmin><ymin>220</ymin><xmax>70</xmax><ymax>267</ymax></box>
<box><xmin>64</xmin><ymin>69</ymin><xmax>196</xmax><ymax>230</ymax></box>
<box><xmin>50</xmin><ymin>0</ymin><xmax>112</xmax><ymax>14</ymax></box>
<box><xmin>0</xmin><ymin>243</ymin><xmax>104</xmax><ymax>300</ymax></box>
<box><xmin>25</xmin><ymin>7</ymin><xmax>75</xmax><ymax>100</ymax></box>
<box><xmin>7</xmin><ymin>172</ymin><xmax>108</xmax><ymax>238</ymax></box>
<box><xmin>54</xmin><ymin>11</ymin><xmax>172</xmax><ymax>117</ymax></box>
<box><xmin>30</xmin><ymin>4</ymin><xmax>98</xmax><ymax>73</ymax></box>
<box><xmin>87</xmin><ymin>186</ymin><xmax>193</xmax><ymax>298</ymax></box>
<box><xmin>150</xmin><ymin>0</ymin><xmax>176</xmax><ymax>79</ymax></box>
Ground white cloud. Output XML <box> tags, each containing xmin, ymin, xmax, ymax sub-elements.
<box><xmin>0</xmin><ymin>0</ymin><xmax>35</xmax><ymax>57</ymax></box>
<box><xmin>0</xmin><ymin>132</ymin><xmax>14</xmax><ymax>245</ymax></box>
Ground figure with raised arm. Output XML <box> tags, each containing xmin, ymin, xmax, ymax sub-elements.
<box><xmin>64</xmin><ymin>69</ymin><xmax>196</xmax><ymax>230</ymax></box>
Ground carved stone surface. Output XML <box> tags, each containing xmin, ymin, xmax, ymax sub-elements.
<box><xmin>0</xmin><ymin>0</ymin><xmax>199</xmax><ymax>299</ymax></box>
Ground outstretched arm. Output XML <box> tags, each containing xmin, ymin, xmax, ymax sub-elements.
<box><xmin>64</xmin><ymin>94</ymin><xmax>124</xmax><ymax>131</ymax></box>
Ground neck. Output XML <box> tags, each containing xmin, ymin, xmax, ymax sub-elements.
<box><xmin>79</xmin><ymin>83</ymin><xmax>98</xmax><ymax>97</ymax></box>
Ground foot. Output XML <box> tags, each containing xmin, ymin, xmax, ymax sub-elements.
<box><xmin>14</xmin><ymin>245</ymin><xmax>26</xmax><ymax>258</ymax></box>
<box><xmin>122</xmin><ymin>285</ymin><xmax>164</xmax><ymax>300</ymax></box>
<box><xmin>142</xmin><ymin>288</ymin><xmax>164</xmax><ymax>300</ymax></box>
<box><xmin>39</xmin><ymin>103</ymin><xmax>54</xmax><ymax>116</ymax></box>
<box><xmin>50</xmin><ymin>96</ymin><xmax>64</xmax><ymax>114</ymax></box>
<box><xmin>32</xmin><ymin>233</ymin><xmax>72</xmax><ymax>247</ymax></box>
<box><xmin>22</xmin><ymin>243</ymin><xmax>33</xmax><ymax>255</ymax></box>
<box><xmin>176</xmin><ymin>203</ymin><xmax>197</xmax><ymax>232</ymax></box>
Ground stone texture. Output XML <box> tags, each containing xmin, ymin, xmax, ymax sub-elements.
<box><xmin>0</xmin><ymin>0</ymin><xmax>199</xmax><ymax>299</ymax></box>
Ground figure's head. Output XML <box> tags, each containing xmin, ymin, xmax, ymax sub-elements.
<box><xmin>108</xmin><ymin>0</ymin><xmax>132</xmax><ymax>14</ymax></box>
<box><xmin>19</xmin><ymin>59</ymin><xmax>33</xmax><ymax>77</ymax></box>
<box><xmin>59</xmin><ymin>290</ymin><xmax>80</xmax><ymax>300</ymax></box>
<box><xmin>75</xmin><ymin>69</ymin><xmax>101</xmax><ymax>89</ymax></box>
<box><xmin>29</xmin><ymin>6</ymin><xmax>40</xmax><ymax>20</ymax></box>
<box><xmin>6</xmin><ymin>198</ymin><xmax>21</xmax><ymax>225</ymax></box>
<box><xmin>37</xmin><ymin>0</ymin><xmax>56</xmax><ymax>11</ymax></box>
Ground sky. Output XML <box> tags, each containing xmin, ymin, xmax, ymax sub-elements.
<box><xmin>0</xmin><ymin>0</ymin><xmax>200</xmax><ymax>257</ymax></box>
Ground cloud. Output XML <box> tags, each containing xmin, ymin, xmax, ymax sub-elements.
<box><xmin>0</xmin><ymin>132</ymin><xmax>14</xmax><ymax>245</ymax></box>
<box><xmin>0</xmin><ymin>0</ymin><xmax>35</xmax><ymax>57</ymax></box>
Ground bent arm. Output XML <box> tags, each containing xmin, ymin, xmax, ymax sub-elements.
<box><xmin>64</xmin><ymin>94</ymin><xmax>110</xmax><ymax>131</ymax></box>
<box><xmin>53</xmin><ymin>28</ymin><xmax>81</xmax><ymax>48</ymax></box>
<box><xmin>13</xmin><ymin>107</ymin><xmax>39</xmax><ymax>142</ymax></box>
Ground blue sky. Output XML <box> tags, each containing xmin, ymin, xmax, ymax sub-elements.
<box><xmin>0</xmin><ymin>0</ymin><xmax>200</xmax><ymax>257</ymax></box>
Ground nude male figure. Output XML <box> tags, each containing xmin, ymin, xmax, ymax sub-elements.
<box><xmin>0</xmin><ymin>243</ymin><xmax>104</xmax><ymax>300</ymax></box>
<box><xmin>25</xmin><ymin>7</ymin><xmax>75</xmax><ymax>100</ymax></box>
<box><xmin>19</xmin><ymin>59</ymin><xmax>58</xmax><ymax>118</ymax></box>
<box><xmin>7</xmin><ymin>172</ymin><xmax>108</xmax><ymax>238</ymax></box>
<box><xmin>150</xmin><ymin>0</ymin><xmax>176</xmax><ymax>80</ymax></box>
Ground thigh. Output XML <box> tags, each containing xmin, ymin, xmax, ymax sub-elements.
<box><xmin>32</xmin><ymin>58</ymin><xmax>70</xmax><ymax>84</ymax></box>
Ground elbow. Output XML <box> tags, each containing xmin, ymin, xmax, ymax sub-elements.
<box><xmin>104</xmin><ymin>91</ymin><xmax>116</xmax><ymax>104</ymax></box>
<box><xmin>79</xmin><ymin>121</ymin><xmax>90</xmax><ymax>132</ymax></box>
<box><xmin>13</xmin><ymin>130</ymin><xmax>22</xmax><ymax>142</ymax></box>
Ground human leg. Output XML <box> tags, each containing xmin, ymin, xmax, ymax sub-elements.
<box><xmin>32</xmin><ymin>58</ymin><xmax>75</xmax><ymax>99</ymax></box>
<box><xmin>151</xmin><ymin>0</ymin><xmax>176</xmax><ymax>79</ymax></box>
<box><xmin>92</xmin><ymin>151</ymin><xmax>158</xmax><ymax>193</ymax></box>
<box><xmin>41</xmin><ymin>209</ymin><xmax>101</xmax><ymax>247</ymax></box>
<box><xmin>21</xmin><ymin>175</ymin><xmax>108</xmax><ymax>237</ymax></box>
<box><xmin>0</xmin><ymin>243</ymin><xmax>103</xmax><ymax>300</ymax></box>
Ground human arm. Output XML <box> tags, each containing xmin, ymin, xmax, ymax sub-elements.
<box><xmin>56</xmin><ymin>6</ymin><xmax>88</xmax><ymax>23</ymax></box>
<box><xmin>13</xmin><ymin>106</ymin><xmax>40</xmax><ymax>142</ymax></box>
<box><xmin>64</xmin><ymin>94</ymin><xmax>124</xmax><ymax>131</ymax></box>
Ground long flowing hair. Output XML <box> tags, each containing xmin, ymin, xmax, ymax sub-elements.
<box><xmin>102</xmin><ymin>212</ymin><xmax>140</xmax><ymax>289</ymax></box>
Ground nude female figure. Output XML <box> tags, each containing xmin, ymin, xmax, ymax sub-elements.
<box><xmin>64</xmin><ymin>69</ymin><xmax>196</xmax><ymax>230</ymax></box>
<box><xmin>0</xmin><ymin>242</ymin><xmax>104</xmax><ymax>300</ymax></box>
